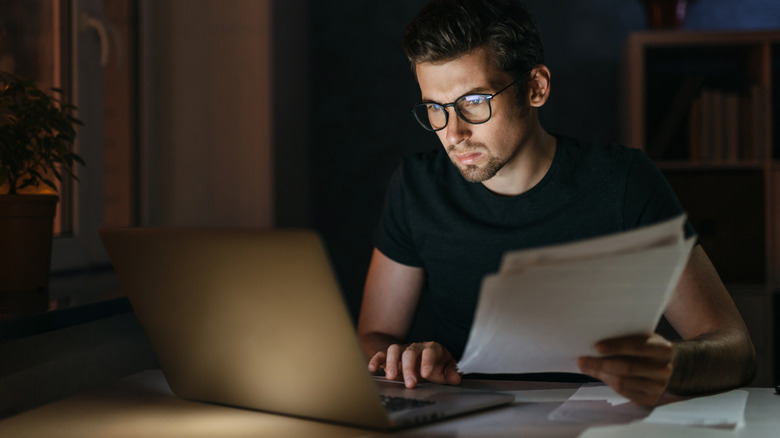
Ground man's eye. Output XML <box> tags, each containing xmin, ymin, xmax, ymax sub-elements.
<box><xmin>461</xmin><ymin>95</ymin><xmax>488</xmax><ymax>106</ymax></box>
<box><xmin>427</xmin><ymin>103</ymin><xmax>444</xmax><ymax>112</ymax></box>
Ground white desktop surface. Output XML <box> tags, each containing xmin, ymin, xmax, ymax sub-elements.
<box><xmin>0</xmin><ymin>370</ymin><xmax>777</xmax><ymax>438</ymax></box>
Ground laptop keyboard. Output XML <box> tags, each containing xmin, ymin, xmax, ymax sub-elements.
<box><xmin>379</xmin><ymin>395</ymin><xmax>436</xmax><ymax>412</ymax></box>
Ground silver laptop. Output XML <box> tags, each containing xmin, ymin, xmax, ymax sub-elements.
<box><xmin>99</xmin><ymin>228</ymin><xmax>513</xmax><ymax>430</ymax></box>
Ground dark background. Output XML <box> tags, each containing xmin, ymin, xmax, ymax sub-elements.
<box><xmin>300</xmin><ymin>0</ymin><xmax>780</xmax><ymax>321</ymax></box>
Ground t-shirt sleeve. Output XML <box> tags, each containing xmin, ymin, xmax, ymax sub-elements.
<box><xmin>623</xmin><ymin>150</ymin><xmax>697</xmax><ymax>239</ymax></box>
<box><xmin>372</xmin><ymin>163</ymin><xmax>425</xmax><ymax>267</ymax></box>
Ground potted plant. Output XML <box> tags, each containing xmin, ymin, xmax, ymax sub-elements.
<box><xmin>641</xmin><ymin>0</ymin><xmax>693</xmax><ymax>29</ymax></box>
<box><xmin>0</xmin><ymin>71</ymin><xmax>84</xmax><ymax>316</ymax></box>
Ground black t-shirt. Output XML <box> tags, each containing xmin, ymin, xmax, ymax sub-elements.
<box><xmin>374</xmin><ymin>135</ymin><xmax>694</xmax><ymax>359</ymax></box>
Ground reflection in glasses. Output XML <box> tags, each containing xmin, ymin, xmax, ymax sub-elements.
<box><xmin>410</xmin><ymin>78</ymin><xmax>521</xmax><ymax>132</ymax></box>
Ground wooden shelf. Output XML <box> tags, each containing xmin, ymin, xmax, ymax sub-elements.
<box><xmin>622</xmin><ymin>30</ymin><xmax>780</xmax><ymax>386</ymax></box>
<box><xmin>625</xmin><ymin>30</ymin><xmax>780</xmax><ymax>47</ymax></box>
<box><xmin>656</xmin><ymin>161</ymin><xmax>767</xmax><ymax>171</ymax></box>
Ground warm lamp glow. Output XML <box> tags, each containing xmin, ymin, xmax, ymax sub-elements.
<box><xmin>0</xmin><ymin>166</ymin><xmax>61</xmax><ymax>195</ymax></box>
<box><xmin>1</xmin><ymin>167</ymin><xmax>62</xmax><ymax>235</ymax></box>
<box><xmin>1</xmin><ymin>184</ymin><xmax>58</xmax><ymax>195</ymax></box>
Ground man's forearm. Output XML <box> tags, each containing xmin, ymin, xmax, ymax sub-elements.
<box><xmin>668</xmin><ymin>329</ymin><xmax>756</xmax><ymax>395</ymax></box>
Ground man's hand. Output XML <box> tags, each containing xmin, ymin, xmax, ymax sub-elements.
<box><xmin>367</xmin><ymin>341</ymin><xmax>462</xmax><ymax>388</ymax></box>
<box><xmin>577</xmin><ymin>334</ymin><xmax>674</xmax><ymax>407</ymax></box>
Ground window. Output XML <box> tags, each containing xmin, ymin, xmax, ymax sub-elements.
<box><xmin>1</xmin><ymin>0</ymin><xmax>138</xmax><ymax>273</ymax></box>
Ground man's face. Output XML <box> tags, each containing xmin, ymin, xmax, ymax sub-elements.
<box><xmin>415</xmin><ymin>47</ymin><xmax>532</xmax><ymax>183</ymax></box>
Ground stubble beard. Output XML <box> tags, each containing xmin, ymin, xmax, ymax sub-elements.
<box><xmin>447</xmin><ymin>143</ymin><xmax>505</xmax><ymax>183</ymax></box>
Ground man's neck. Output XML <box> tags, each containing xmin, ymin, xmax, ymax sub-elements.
<box><xmin>481</xmin><ymin>128</ymin><xmax>557</xmax><ymax>197</ymax></box>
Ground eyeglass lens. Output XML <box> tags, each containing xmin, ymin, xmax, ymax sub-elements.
<box><xmin>413</xmin><ymin>94</ymin><xmax>492</xmax><ymax>131</ymax></box>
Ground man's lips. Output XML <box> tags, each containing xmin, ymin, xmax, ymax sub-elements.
<box><xmin>453</xmin><ymin>152</ymin><xmax>482</xmax><ymax>165</ymax></box>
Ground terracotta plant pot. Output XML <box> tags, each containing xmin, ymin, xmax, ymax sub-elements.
<box><xmin>0</xmin><ymin>194</ymin><xmax>58</xmax><ymax>316</ymax></box>
<box><xmin>643</xmin><ymin>0</ymin><xmax>690</xmax><ymax>29</ymax></box>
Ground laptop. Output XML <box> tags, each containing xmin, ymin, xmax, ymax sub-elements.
<box><xmin>99</xmin><ymin>228</ymin><xmax>514</xmax><ymax>430</ymax></box>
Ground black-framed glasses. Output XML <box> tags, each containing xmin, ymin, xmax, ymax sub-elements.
<box><xmin>410</xmin><ymin>78</ymin><xmax>521</xmax><ymax>132</ymax></box>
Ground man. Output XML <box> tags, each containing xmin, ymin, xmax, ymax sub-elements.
<box><xmin>357</xmin><ymin>0</ymin><xmax>755</xmax><ymax>406</ymax></box>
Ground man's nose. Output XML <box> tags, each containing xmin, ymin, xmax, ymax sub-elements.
<box><xmin>445</xmin><ymin>109</ymin><xmax>470</xmax><ymax>145</ymax></box>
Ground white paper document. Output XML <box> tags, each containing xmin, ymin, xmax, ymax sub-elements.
<box><xmin>578</xmin><ymin>422</ymin><xmax>737</xmax><ymax>438</ymax></box>
<box><xmin>547</xmin><ymin>384</ymin><xmax>647</xmax><ymax>425</ymax></box>
<box><xmin>550</xmin><ymin>384</ymin><xmax>748</xmax><ymax>430</ymax></box>
<box><xmin>457</xmin><ymin>215</ymin><xmax>695</xmax><ymax>374</ymax></box>
<box><xmin>642</xmin><ymin>389</ymin><xmax>748</xmax><ymax>429</ymax></box>
<box><xmin>566</xmin><ymin>383</ymin><xmax>630</xmax><ymax>406</ymax></box>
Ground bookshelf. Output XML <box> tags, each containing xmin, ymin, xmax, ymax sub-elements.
<box><xmin>621</xmin><ymin>31</ymin><xmax>780</xmax><ymax>387</ymax></box>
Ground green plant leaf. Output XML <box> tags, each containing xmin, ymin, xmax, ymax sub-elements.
<box><xmin>70</xmin><ymin>153</ymin><xmax>86</xmax><ymax>165</ymax></box>
<box><xmin>0</xmin><ymin>71</ymin><xmax>84</xmax><ymax>194</ymax></box>
<box><xmin>42</xmin><ymin>178</ymin><xmax>57</xmax><ymax>191</ymax></box>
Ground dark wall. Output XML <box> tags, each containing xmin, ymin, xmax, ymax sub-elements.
<box><xmin>307</xmin><ymin>0</ymin><xmax>780</xmax><ymax>321</ymax></box>
<box><xmin>308</xmin><ymin>1</ymin><xmax>429</xmax><ymax>319</ymax></box>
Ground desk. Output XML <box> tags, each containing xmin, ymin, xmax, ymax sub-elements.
<box><xmin>0</xmin><ymin>370</ymin><xmax>777</xmax><ymax>437</ymax></box>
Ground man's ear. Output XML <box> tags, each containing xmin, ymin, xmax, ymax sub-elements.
<box><xmin>527</xmin><ymin>65</ymin><xmax>551</xmax><ymax>108</ymax></box>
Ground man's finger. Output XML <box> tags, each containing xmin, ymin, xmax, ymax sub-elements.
<box><xmin>384</xmin><ymin>344</ymin><xmax>403</xmax><ymax>381</ymax></box>
<box><xmin>419</xmin><ymin>343</ymin><xmax>441</xmax><ymax>380</ymax></box>
<box><xmin>591</xmin><ymin>371</ymin><xmax>667</xmax><ymax>407</ymax></box>
<box><xmin>444</xmin><ymin>363</ymin><xmax>462</xmax><ymax>385</ymax></box>
<box><xmin>578</xmin><ymin>356</ymin><xmax>670</xmax><ymax>406</ymax></box>
<box><xmin>595</xmin><ymin>335</ymin><xmax>673</xmax><ymax>362</ymax></box>
<box><xmin>579</xmin><ymin>355</ymin><xmax>673</xmax><ymax>381</ymax></box>
<box><xmin>401</xmin><ymin>346</ymin><xmax>423</xmax><ymax>388</ymax></box>
<box><xmin>368</xmin><ymin>351</ymin><xmax>386</xmax><ymax>373</ymax></box>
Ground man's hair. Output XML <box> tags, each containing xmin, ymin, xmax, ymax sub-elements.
<box><xmin>402</xmin><ymin>0</ymin><xmax>544</xmax><ymax>85</ymax></box>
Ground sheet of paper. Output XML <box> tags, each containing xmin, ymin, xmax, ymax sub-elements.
<box><xmin>642</xmin><ymin>390</ymin><xmax>748</xmax><ymax>429</ymax></box>
<box><xmin>578</xmin><ymin>422</ymin><xmax>737</xmax><ymax>438</ymax></box>
<box><xmin>547</xmin><ymin>383</ymin><xmax>641</xmax><ymax>424</ymax></box>
<box><xmin>499</xmin><ymin>214</ymin><xmax>687</xmax><ymax>274</ymax></box>
<box><xmin>548</xmin><ymin>399</ymin><xmax>649</xmax><ymax>425</ymax></box>
<box><xmin>553</xmin><ymin>385</ymin><xmax>748</xmax><ymax>431</ymax></box>
<box><xmin>458</xmin><ymin>215</ymin><xmax>694</xmax><ymax>375</ymax></box>
<box><xmin>567</xmin><ymin>383</ymin><xmax>630</xmax><ymax>406</ymax></box>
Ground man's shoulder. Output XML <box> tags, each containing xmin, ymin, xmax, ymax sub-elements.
<box><xmin>556</xmin><ymin>135</ymin><xmax>647</xmax><ymax>176</ymax></box>
<box><xmin>558</xmin><ymin>135</ymin><xmax>642</xmax><ymax>162</ymax></box>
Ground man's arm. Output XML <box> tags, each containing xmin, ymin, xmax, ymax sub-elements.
<box><xmin>663</xmin><ymin>244</ymin><xmax>757</xmax><ymax>393</ymax></box>
<box><xmin>357</xmin><ymin>248</ymin><xmax>461</xmax><ymax>388</ymax></box>
<box><xmin>578</xmin><ymin>244</ymin><xmax>756</xmax><ymax>405</ymax></box>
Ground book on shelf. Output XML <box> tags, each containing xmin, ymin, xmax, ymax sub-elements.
<box><xmin>688</xmin><ymin>95</ymin><xmax>701</xmax><ymax>162</ymax></box>
<box><xmin>738</xmin><ymin>92</ymin><xmax>755</xmax><ymax>161</ymax></box>
<box><xmin>750</xmin><ymin>84</ymin><xmax>768</xmax><ymax>161</ymax></box>
<box><xmin>724</xmin><ymin>92</ymin><xmax>740</xmax><ymax>163</ymax></box>
<box><xmin>711</xmin><ymin>89</ymin><xmax>724</xmax><ymax>162</ymax></box>
<box><xmin>685</xmin><ymin>85</ymin><xmax>769</xmax><ymax>164</ymax></box>
<box><xmin>689</xmin><ymin>89</ymin><xmax>714</xmax><ymax>162</ymax></box>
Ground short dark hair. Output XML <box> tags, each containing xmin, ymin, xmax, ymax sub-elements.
<box><xmin>402</xmin><ymin>0</ymin><xmax>544</xmax><ymax>84</ymax></box>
